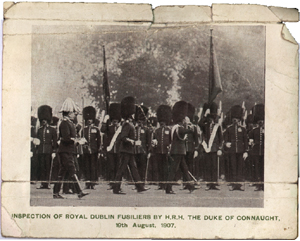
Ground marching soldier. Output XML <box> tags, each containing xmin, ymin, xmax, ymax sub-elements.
<box><xmin>134</xmin><ymin>105</ymin><xmax>150</xmax><ymax>182</ymax></box>
<box><xmin>53</xmin><ymin>98</ymin><xmax>89</xmax><ymax>199</ymax></box>
<box><xmin>112</xmin><ymin>96</ymin><xmax>149</xmax><ymax>194</ymax></box>
<box><xmin>82</xmin><ymin>106</ymin><xmax>101</xmax><ymax>189</ymax></box>
<box><xmin>101</xmin><ymin>103</ymin><xmax>121</xmax><ymax>189</ymax></box>
<box><xmin>224</xmin><ymin>105</ymin><xmax>248</xmax><ymax>191</ymax></box>
<box><xmin>165</xmin><ymin>101</ymin><xmax>196</xmax><ymax>194</ymax></box>
<box><xmin>152</xmin><ymin>105</ymin><xmax>172</xmax><ymax>190</ymax></box>
<box><xmin>36</xmin><ymin>105</ymin><xmax>57</xmax><ymax>189</ymax></box>
<box><xmin>199</xmin><ymin>102</ymin><xmax>223</xmax><ymax>191</ymax></box>
<box><xmin>248</xmin><ymin>104</ymin><xmax>264</xmax><ymax>191</ymax></box>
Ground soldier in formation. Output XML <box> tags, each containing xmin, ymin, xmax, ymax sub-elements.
<box><xmin>32</xmin><ymin>96</ymin><xmax>265</xmax><ymax>196</ymax></box>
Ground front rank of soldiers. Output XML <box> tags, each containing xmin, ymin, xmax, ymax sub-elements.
<box><xmin>32</xmin><ymin>96</ymin><xmax>265</xmax><ymax>198</ymax></box>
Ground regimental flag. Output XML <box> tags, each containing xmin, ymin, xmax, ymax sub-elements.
<box><xmin>103</xmin><ymin>45</ymin><xmax>110</xmax><ymax>112</ymax></box>
<box><xmin>208</xmin><ymin>29</ymin><xmax>223</xmax><ymax>104</ymax></box>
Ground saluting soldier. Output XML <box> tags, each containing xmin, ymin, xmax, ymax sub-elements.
<box><xmin>53</xmin><ymin>98</ymin><xmax>89</xmax><ymax>199</ymax></box>
<box><xmin>82</xmin><ymin>106</ymin><xmax>101</xmax><ymax>190</ymax></box>
<box><xmin>36</xmin><ymin>105</ymin><xmax>57</xmax><ymax>189</ymax></box>
<box><xmin>248</xmin><ymin>104</ymin><xmax>264</xmax><ymax>191</ymax></box>
<box><xmin>224</xmin><ymin>105</ymin><xmax>248</xmax><ymax>191</ymax></box>
<box><xmin>165</xmin><ymin>101</ymin><xmax>196</xmax><ymax>194</ymax></box>
<box><xmin>134</xmin><ymin>105</ymin><xmax>150</xmax><ymax>182</ymax></box>
<box><xmin>199</xmin><ymin>102</ymin><xmax>223</xmax><ymax>191</ymax></box>
<box><xmin>184</xmin><ymin>103</ymin><xmax>199</xmax><ymax>179</ymax></box>
<box><xmin>112</xmin><ymin>96</ymin><xmax>149</xmax><ymax>194</ymax></box>
<box><xmin>101</xmin><ymin>103</ymin><xmax>121</xmax><ymax>189</ymax></box>
<box><xmin>152</xmin><ymin>105</ymin><xmax>172</xmax><ymax>190</ymax></box>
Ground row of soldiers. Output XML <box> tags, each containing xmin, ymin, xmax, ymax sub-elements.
<box><xmin>31</xmin><ymin>96</ymin><xmax>264</xmax><ymax>197</ymax></box>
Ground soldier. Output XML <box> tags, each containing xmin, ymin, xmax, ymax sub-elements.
<box><xmin>134</xmin><ymin>105</ymin><xmax>150</xmax><ymax>182</ymax></box>
<box><xmin>36</xmin><ymin>105</ymin><xmax>57</xmax><ymax>189</ymax></box>
<box><xmin>165</xmin><ymin>101</ymin><xmax>196</xmax><ymax>194</ymax></box>
<box><xmin>184</xmin><ymin>103</ymin><xmax>199</xmax><ymax>181</ymax></box>
<box><xmin>112</xmin><ymin>96</ymin><xmax>149</xmax><ymax>194</ymax></box>
<box><xmin>245</xmin><ymin>113</ymin><xmax>254</xmax><ymax>184</ymax></box>
<box><xmin>146</xmin><ymin>116</ymin><xmax>158</xmax><ymax>183</ymax></box>
<box><xmin>248</xmin><ymin>104</ymin><xmax>264</xmax><ymax>191</ymax></box>
<box><xmin>199</xmin><ymin>102</ymin><xmax>223</xmax><ymax>191</ymax></box>
<box><xmin>53</xmin><ymin>98</ymin><xmax>89</xmax><ymax>199</ymax></box>
<box><xmin>82</xmin><ymin>106</ymin><xmax>101</xmax><ymax>189</ymax></box>
<box><xmin>224</xmin><ymin>105</ymin><xmax>248</xmax><ymax>191</ymax></box>
<box><xmin>152</xmin><ymin>105</ymin><xmax>172</xmax><ymax>190</ymax></box>
<box><xmin>101</xmin><ymin>103</ymin><xmax>121</xmax><ymax>189</ymax></box>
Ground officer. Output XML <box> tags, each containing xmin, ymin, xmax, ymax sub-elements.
<box><xmin>36</xmin><ymin>105</ymin><xmax>57</xmax><ymax>189</ymax></box>
<box><xmin>224</xmin><ymin>105</ymin><xmax>248</xmax><ymax>191</ymax></box>
<box><xmin>83</xmin><ymin>106</ymin><xmax>101</xmax><ymax>189</ymax></box>
<box><xmin>101</xmin><ymin>103</ymin><xmax>121</xmax><ymax>189</ymax></box>
<box><xmin>152</xmin><ymin>105</ymin><xmax>172</xmax><ymax>190</ymax></box>
<box><xmin>112</xmin><ymin>96</ymin><xmax>149</xmax><ymax>194</ymax></box>
<box><xmin>134</xmin><ymin>105</ymin><xmax>150</xmax><ymax>182</ymax></box>
<box><xmin>53</xmin><ymin>98</ymin><xmax>89</xmax><ymax>199</ymax></box>
<box><xmin>185</xmin><ymin>103</ymin><xmax>199</xmax><ymax>177</ymax></box>
<box><xmin>199</xmin><ymin>102</ymin><xmax>223</xmax><ymax>191</ymax></box>
<box><xmin>165</xmin><ymin>101</ymin><xmax>196</xmax><ymax>194</ymax></box>
<box><xmin>248</xmin><ymin>104</ymin><xmax>264</xmax><ymax>191</ymax></box>
<box><xmin>31</xmin><ymin>115</ymin><xmax>39</xmax><ymax>183</ymax></box>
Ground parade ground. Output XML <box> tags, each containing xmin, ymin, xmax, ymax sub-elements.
<box><xmin>30</xmin><ymin>180</ymin><xmax>264</xmax><ymax>207</ymax></box>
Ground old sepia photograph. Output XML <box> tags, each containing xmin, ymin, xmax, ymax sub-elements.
<box><xmin>30</xmin><ymin>24</ymin><xmax>265</xmax><ymax>207</ymax></box>
<box><xmin>2</xmin><ymin>2</ymin><xmax>298</xmax><ymax>239</ymax></box>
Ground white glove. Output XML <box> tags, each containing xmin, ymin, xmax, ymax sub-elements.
<box><xmin>151</xmin><ymin>139</ymin><xmax>158</xmax><ymax>147</ymax></box>
<box><xmin>30</xmin><ymin>152</ymin><xmax>33</xmax><ymax>158</ymax></box>
<box><xmin>51</xmin><ymin>153</ymin><xmax>56</xmax><ymax>159</ymax></box>
<box><xmin>225</xmin><ymin>142</ymin><xmax>231</xmax><ymax>148</ymax></box>
<box><xmin>103</xmin><ymin>115</ymin><xmax>110</xmax><ymax>123</ymax></box>
<box><xmin>243</xmin><ymin>152</ymin><xmax>248</xmax><ymax>160</ymax></box>
<box><xmin>193</xmin><ymin>151</ymin><xmax>198</xmax><ymax>158</ymax></box>
<box><xmin>33</xmin><ymin>138</ymin><xmax>40</xmax><ymax>145</ymax></box>
<box><xmin>217</xmin><ymin>150</ymin><xmax>222</xmax><ymax>156</ymax></box>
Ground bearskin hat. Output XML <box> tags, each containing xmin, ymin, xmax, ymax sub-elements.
<box><xmin>207</xmin><ymin>102</ymin><xmax>218</xmax><ymax>119</ymax></box>
<box><xmin>121</xmin><ymin>96</ymin><xmax>136</xmax><ymax>119</ymax></box>
<box><xmin>148</xmin><ymin>116</ymin><xmax>158</xmax><ymax>127</ymax></box>
<box><xmin>51</xmin><ymin>116</ymin><xmax>59</xmax><ymax>127</ymax></box>
<box><xmin>38</xmin><ymin>105</ymin><xmax>52</xmax><ymax>124</ymax></box>
<box><xmin>135</xmin><ymin>105</ymin><xmax>149</xmax><ymax>121</ymax></box>
<box><xmin>83</xmin><ymin>106</ymin><xmax>96</xmax><ymax>121</ymax></box>
<box><xmin>230</xmin><ymin>105</ymin><xmax>243</xmax><ymax>120</ymax></box>
<box><xmin>187</xmin><ymin>103</ymin><xmax>195</xmax><ymax>122</ymax></box>
<box><xmin>252</xmin><ymin>104</ymin><xmax>264</xmax><ymax>123</ymax></box>
<box><xmin>172</xmin><ymin>101</ymin><xmax>188</xmax><ymax>124</ymax></box>
<box><xmin>157</xmin><ymin>105</ymin><xmax>172</xmax><ymax>125</ymax></box>
<box><xmin>109</xmin><ymin>103</ymin><xmax>121</xmax><ymax>121</ymax></box>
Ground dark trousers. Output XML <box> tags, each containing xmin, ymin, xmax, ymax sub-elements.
<box><xmin>107</xmin><ymin>153</ymin><xmax>120</xmax><ymax>185</ymax></box>
<box><xmin>185</xmin><ymin>151</ymin><xmax>194</xmax><ymax>175</ymax></box>
<box><xmin>84</xmin><ymin>153</ymin><xmax>98</xmax><ymax>186</ymax></box>
<box><xmin>38</xmin><ymin>154</ymin><xmax>52</xmax><ymax>186</ymax></box>
<box><xmin>113</xmin><ymin>152</ymin><xmax>143</xmax><ymax>192</ymax></box>
<box><xmin>203</xmin><ymin>152</ymin><xmax>218</xmax><ymax>185</ymax></box>
<box><xmin>156</xmin><ymin>154</ymin><xmax>169</xmax><ymax>188</ymax></box>
<box><xmin>135</xmin><ymin>154</ymin><xmax>147</xmax><ymax>182</ymax></box>
<box><xmin>252</xmin><ymin>155</ymin><xmax>264</xmax><ymax>186</ymax></box>
<box><xmin>228</xmin><ymin>153</ymin><xmax>244</xmax><ymax>183</ymax></box>
<box><xmin>166</xmin><ymin>155</ymin><xmax>194</xmax><ymax>192</ymax></box>
<box><xmin>53</xmin><ymin>152</ymin><xmax>82</xmax><ymax>194</ymax></box>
